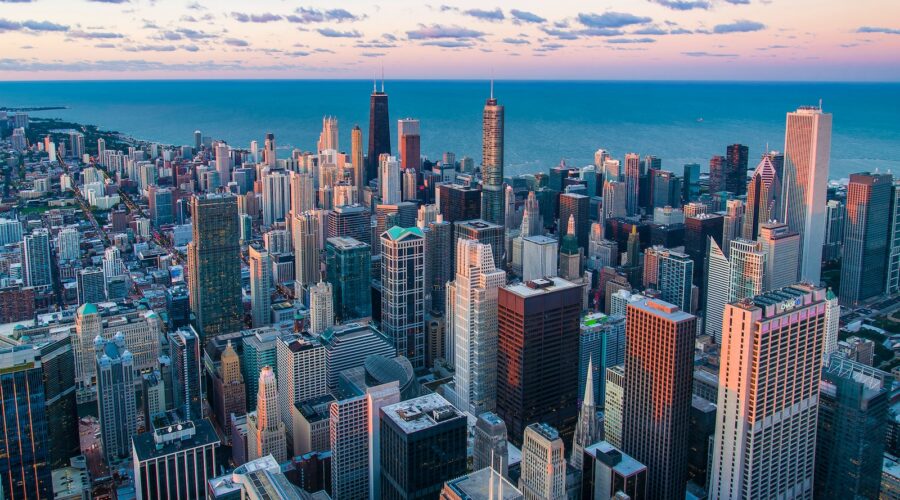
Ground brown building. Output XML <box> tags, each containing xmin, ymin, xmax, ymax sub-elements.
<box><xmin>212</xmin><ymin>341</ymin><xmax>246</xmax><ymax>435</ymax></box>
<box><xmin>0</xmin><ymin>285</ymin><xmax>34</xmax><ymax>323</ymax></box>
<box><xmin>622</xmin><ymin>298</ymin><xmax>696</xmax><ymax>500</ymax></box>
<box><xmin>496</xmin><ymin>277</ymin><xmax>581</xmax><ymax>447</ymax></box>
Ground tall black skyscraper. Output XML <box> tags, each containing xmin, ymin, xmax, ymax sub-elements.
<box><xmin>725</xmin><ymin>143</ymin><xmax>750</xmax><ymax>196</ymax></box>
<box><xmin>367</xmin><ymin>81</ymin><xmax>391</xmax><ymax>185</ymax></box>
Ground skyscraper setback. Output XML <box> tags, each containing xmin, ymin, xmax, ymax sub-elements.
<box><xmin>480</xmin><ymin>85</ymin><xmax>505</xmax><ymax>226</ymax></box>
<box><xmin>367</xmin><ymin>81</ymin><xmax>391</xmax><ymax>185</ymax></box>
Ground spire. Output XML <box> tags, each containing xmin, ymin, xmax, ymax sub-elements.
<box><xmin>381</xmin><ymin>64</ymin><xmax>385</xmax><ymax>93</ymax></box>
<box><xmin>583</xmin><ymin>357</ymin><xmax>595</xmax><ymax>407</ymax></box>
<box><xmin>490</xmin><ymin>77</ymin><xmax>494</xmax><ymax>100</ymax></box>
<box><xmin>571</xmin><ymin>355</ymin><xmax>600</xmax><ymax>471</ymax></box>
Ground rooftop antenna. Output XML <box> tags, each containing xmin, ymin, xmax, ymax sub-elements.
<box><xmin>490</xmin><ymin>67</ymin><xmax>494</xmax><ymax>99</ymax></box>
<box><xmin>819</xmin><ymin>98</ymin><xmax>823</xmax><ymax>111</ymax></box>
<box><xmin>381</xmin><ymin>64</ymin><xmax>385</xmax><ymax>93</ymax></box>
<box><xmin>373</xmin><ymin>69</ymin><xmax>376</xmax><ymax>93</ymax></box>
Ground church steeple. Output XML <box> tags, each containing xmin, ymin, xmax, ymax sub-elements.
<box><xmin>571</xmin><ymin>357</ymin><xmax>601</xmax><ymax>471</ymax></box>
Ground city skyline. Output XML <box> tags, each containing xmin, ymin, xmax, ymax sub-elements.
<box><xmin>0</xmin><ymin>0</ymin><xmax>897</xmax><ymax>81</ymax></box>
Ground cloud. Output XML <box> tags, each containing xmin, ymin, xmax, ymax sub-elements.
<box><xmin>68</xmin><ymin>30</ymin><xmax>124</xmax><ymax>39</ymax></box>
<box><xmin>125</xmin><ymin>44</ymin><xmax>177</xmax><ymax>52</ymax></box>
<box><xmin>186</xmin><ymin>2</ymin><xmax>205</xmax><ymax>10</ymax></box>
<box><xmin>0</xmin><ymin>58</ymin><xmax>322</xmax><ymax>73</ymax></box>
<box><xmin>406</xmin><ymin>25</ymin><xmax>485</xmax><ymax>40</ymax></box>
<box><xmin>176</xmin><ymin>28</ymin><xmax>216</xmax><ymax>40</ymax></box>
<box><xmin>87</xmin><ymin>0</ymin><xmax>129</xmax><ymax>3</ymax></box>
<box><xmin>541</xmin><ymin>27</ymin><xmax>580</xmax><ymax>40</ymax></box>
<box><xmin>232</xmin><ymin>12</ymin><xmax>282</xmax><ymax>23</ymax></box>
<box><xmin>502</xmin><ymin>37</ymin><xmax>530</xmax><ymax>45</ymax></box>
<box><xmin>683</xmin><ymin>51</ymin><xmax>738</xmax><ymax>57</ymax></box>
<box><xmin>577</xmin><ymin>12</ymin><xmax>651</xmax><ymax>29</ymax></box>
<box><xmin>534</xmin><ymin>43</ymin><xmax>564</xmax><ymax>52</ymax></box>
<box><xmin>290</xmin><ymin>7</ymin><xmax>363</xmax><ymax>23</ymax></box>
<box><xmin>15</xmin><ymin>20</ymin><xmax>70</xmax><ymax>32</ymax></box>
<box><xmin>182</xmin><ymin>44</ymin><xmax>199</xmax><ymax>52</ymax></box>
<box><xmin>670</xmin><ymin>28</ymin><xmax>693</xmax><ymax>34</ymax></box>
<box><xmin>224</xmin><ymin>38</ymin><xmax>249</xmax><ymax>47</ymax></box>
<box><xmin>421</xmin><ymin>40</ymin><xmax>474</xmax><ymax>48</ymax></box>
<box><xmin>317</xmin><ymin>28</ymin><xmax>362</xmax><ymax>38</ymax></box>
<box><xmin>724</xmin><ymin>0</ymin><xmax>751</xmax><ymax>4</ymax></box>
<box><xmin>580</xmin><ymin>28</ymin><xmax>626</xmax><ymax>37</ymax></box>
<box><xmin>0</xmin><ymin>0</ymin><xmax>36</xmax><ymax>3</ymax></box>
<box><xmin>94</xmin><ymin>43</ymin><xmax>116</xmax><ymax>48</ymax></box>
<box><xmin>361</xmin><ymin>52</ymin><xmax>385</xmax><ymax>57</ymax></box>
<box><xmin>650</xmin><ymin>0</ymin><xmax>711</xmax><ymax>10</ymax></box>
<box><xmin>510</xmin><ymin>9</ymin><xmax>545</xmax><ymax>24</ymax></box>
<box><xmin>713</xmin><ymin>20</ymin><xmax>766</xmax><ymax>33</ymax></box>
<box><xmin>633</xmin><ymin>26</ymin><xmax>668</xmax><ymax>35</ymax></box>
<box><xmin>756</xmin><ymin>44</ymin><xmax>789</xmax><ymax>50</ymax></box>
<box><xmin>607</xmin><ymin>37</ymin><xmax>656</xmax><ymax>43</ymax></box>
<box><xmin>857</xmin><ymin>26</ymin><xmax>900</xmax><ymax>35</ymax></box>
<box><xmin>463</xmin><ymin>8</ymin><xmax>504</xmax><ymax>22</ymax></box>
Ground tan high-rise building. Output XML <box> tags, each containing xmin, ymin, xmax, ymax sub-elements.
<box><xmin>247</xmin><ymin>366</ymin><xmax>287</xmax><ymax>463</ymax></box>
<box><xmin>518</xmin><ymin>423</ymin><xmax>566</xmax><ymax>500</ymax></box>
<box><xmin>710</xmin><ymin>285</ymin><xmax>827</xmax><ymax>499</ymax></box>
<box><xmin>308</xmin><ymin>281</ymin><xmax>334</xmax><ymax>335</ymax></box>
<box><xmin>623</xmin><ymin>298</ymin><xmax>696</xmax><ymax>500</ymax></box>
<box><xmin>317</xmin><ymin>116</ymin><xmax>338</xmax><ymax>153</ymax></box>
<box><xmin>248</xmin><ymin>244</ymin><xmax>272</xmax><ymax>328</ymax></box>
<box><xmin>351</xmin><ymin>125</ymin><xmax>365</xmax><ymax>192</ymax></box>
<box><xmin>213</xmin><ymin>341</ymin><xmax>246</xmax><ymax>431</ymax></box>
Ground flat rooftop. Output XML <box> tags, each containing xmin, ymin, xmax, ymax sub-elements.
<box><xmin>629</xmin><ymin>298</ymin><xmax>695</xmax><ymax>322</ymax></box>
<box><xmin>585</xmin><ymin>441</ymin><xmax>646</xmax><ymax>477</ymax></box>
<box><xmin>382</xmin><ymin>393</ymin><xmax>463</xmax><ymax>434</ymax></box>
<box><xmin>503</xmin><ymin>276</ymin><xmax>578</xmax><ymax>298</ymax></box>
<box><xmin>443</xmin><ymin>467</ymin><xmax>523</xmax><ymax>500</ymax></box>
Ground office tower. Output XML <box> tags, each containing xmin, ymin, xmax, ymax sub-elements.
<box><xmin>242</xmin><ymin>329</ymin><xmax>281</xmax><ymax>411</ymax></box>
<box><xmin>600</xmin><ymin>180</ymin><xmax>627</xmax><ymax>233</ymax></box>
<box><xmin>604</xmin><ymin>365</ymin><xmax>625</xmax><ymax>448</ymax></box>
<box><xmin>367</xmin><ymin>81</ymin><xmax>391</xmax><ymax>182</ymax></box>
<box><xmin>582</xmin><ymin>441</ymin><xmax>648</xmax><ymax>500</ymax></box>
<box><xmin>888</xmin><ymin>183</ymin><xmax>900</xmax><ymax>294</ymax></box>
<box><xmin>95</xmin><ymin>333</ymin><xmax>138</xmax><ymax>464</ymax></box>
<box><xmin>441</xmin><ymin>467</ymin><xmax>524</xmax><ymax>499</ymax></box>
<box><xmin>23</xmin><ymin>228</ymin><xmax>51</xmax><ymax>287</ymax></box>
<box><xmin>742</xmin><ymin>154</ymin><xmax>781</xmax><ymax>240</ymax></box>
<box><xmin>187</xmin><ymin>194</ymin><xmax>242</xmax><ymax>339</ymax></box>
<box><xmin>169</xmin><ymin>327</ymin><xmax>202</xmax><ymax>421</ymax></box>
<box><xmin>824</xmin><ymin>199</ymin><xmax>845</xmax><ymax>262</ymax></box>
<box><xmin>277</xmin><ymin>336</ymin><xmax>327</xmax><ymax>451</ymax></box>
<box><xmin>558</xmin><ymin>215</ymin><xmax>583</xmax><ymax>281</ymax></box>
<box><xmin>77</xmin><ymin>267</ymin><xmax>106</xmax><ymax>304</ymax></box>
<box><xmin>758</xmin><ymin>222</ymin><xmax>800</xmax><ymax>292</ymax></box>
<box><xmin>133</xmin><ymin>420</ymin><xmax>220</xmax><ymax>500</ymax></box>
<box><xmin>379</xmin><ymin>154</ymin><xmax>402</xmax><ymax>204</ymax></box>
<box><xmin>0</xmin><ymin>346</ymin><xmax>51</xmax><ymax>499</ymax></box>
<box><xmin>289</xmin><ymin>171</ymin><xmax>315</xmax><ymax>216</ymax></box>
<box><xmin>781</xmin><ymin>105</ymin><xmax>832</xmax><ymax>284</ymax></box>
<box><xmin>682</xmin><ymin>162</ymin><xmax>700</xmax><ymax>202</ymax></box>
<box><xmin>247</xmin><ymin>367</ymin><xmax>287</xmax><ymax>462</ymax></box>
<box><xmin>571</xmin><ymin>359</ymin><xmax>602</xmax><ymax>472</ymax></box>
<box><xmin>326</xmin><ymin>237</ymin><xmax>372</xmax><ymax>322</ymax></box>
<box><xmin>326</xmin><ymin>203</ymin><xmax>369</xmax><ymax>245</ymax></box>
<box><xmin>380</xmin><ymin>393</ymin><xmax>467</xmax><ymax>498</ymax></box>
<box><xmin>559</xmin><ymin>192</ymin><xmax>590</xmax><ymax>249</ymax></box>
<box><xmin>148</xmin><ymin>185</ymin><xmax>174</xmax><ymax>226</ymax></box>
<box><xmin>438</xmin><ymin>183</ymin><xmax>482</xmax><ymax>223</ymax></box>
<box><xmin>56</xmin><ymin>226</ymin><xmax>79</xmax><ymax>261</ymax></box>
<box><xmin>293</xmin><ymin>211</ymin><xmax>321</xmax><ymax>296</ymax></box>
<box><xmin>721</xmin><ymin>199</ymin><xmax>744</xmax><ymax>256</ymax></box>
<box><xmin>322</xmin><ymin>324</ymin><xmax>395</xmax><ymax>392</ymax></box>
<box><xmin>650</xmin><ymin>170</ymin><xmax>681</xmax><ymax>209</ymax></box>
<box><xmin>623</xmin><ymin>299</ymin><xmax>696</xmax><ymax>500</ymax></box>
<box><xmin>398</xmin><ymin>118</ymin><xmax>421</xmax><ymax>172</ymax></box>
<box><xmin>725</xmin><ymin>143</ymin><xmax>750</xmax><ymax>195</ymax></box>
<box><xmin>624</xmin><ymin>153</ymin><xmax>641</xmax><ymax>216</ymax></box>
<box><xmin>657</xmin><ymin>249</ymin><xmax>694</xmax><ymax>313</ymax></box>
<box><xmin>455</xmin><ymin>219</ymin><xmax>504</xmax><ymax>271</ymax></box>
<box><xmin>816</xmin><ymin>354</ymin><xmax>891</xmax><ymax>499</ymax></box>
<box><xmin>402</xmin><ymin>168</ymin><xmax>418</xmax><ymax>202</ymax></box>
<box><xmin>481</xmin><ymin>86</ymin><xmax>505</xmax><ymax>226</ymax></box>
<box><xmin>374</xmin><ymin>202</ymin><xmax>418</xmax><ymax>256</ymax></box>
<box><xmin>248</xmin><ymin>244</ymin><xmax>272</xmax><ymax>328</ymax></box>
<box><xmin>264</xmin><ymin>132</ymin><xmax>276</xmax><ymax>166</ymax></box>
<box><xmin>317</xmin><ymin>115</ymin><xmax>338</xmax><ymax>152</ymax></box>
<box><xmin>521</xmin><ymin>235</ymin><xmax>558</xmax><ymax>282</ymax></box>
<box><xmin>821</xmin><ymin>289</ymin><xmax>840</xmax><ymax>359</ymax></box>
<box><xmin>704</xmin><ymin>239</ymin><xmax>731</xmax><ymax>341</ymax></box>
<box><xmin>425</xmin><ymin>216</ymin><xmax>453</xmax><ymax>314</ymax></box>
<box><xmin>215</xmin><ymin>142</ymin><xmax>231</xmax><ymax>185</ymax></box>
<box><xmin>497</xmin><ymin>277</ymin><xmax>581</xmax><ymax>446</ymax></box>
<box><xmin>709</xmin><ymin>155</ymin><xmax>726</xmax><ymax>194</ymax></box>
<box><xmin>684</xmin><ymin>213</ymin><xmax>723</xmax><ymax>287</ymax></box>
<box><xmin>212</xmin><ymin>341</ymin><xmax>246</xmax><ymax>432</ymax></box>
<box><xmin>840</xmin><ymin>172</ymin><xmax>893</xmax><ymax>305</ymax></box>
<box><xmin>261</xmin><ymin>169</ymin><xmax>290</xmax><ymax>225</ymax></box>
<box><xmin>0</xmin><ymin>217</ymin><xmax>23</xmax><ymax>245</ymax></box>
<box><xmin>579</xmin><ymin>313</ymin><xmax>625</xmax><ymax>408</ymax></box>
<box><xmin>448</xmin><ymin>239</ymin><xmax>506</xmax><ymax>415</ymax></box>
<box><xmin>263</xmin><ymin>229</ymin><xmax>290</xmax><ymax>254</ymax></box>
<box><xmin>706</xmin><ymin>238</ymin><xmax>766</xmax><ymax>342</ymax></box>
<box><xmin>710</xmin><ymin>285</ymin><xmax>827</xmax><ymax>499</ymax></box>
<box><xmin>381</xmin><ymin>226</ymin><xmax>426</xmax><ymax>368</ymax></box>
<box><xmin>308</xmin><ymin>281</ymin><xmax>334</xmax><ymax>335</ymax></box>
<box><xmin>329</xmin><ymin>393</ymin><xmax>370</xmax><ymax>499</ymax></box>
<box><xmin>473</xmin><ymin>412</ymin><xmax>509</xmax><ymax>477</ymax></box>
<box><xmin>518</xmin><ymin>423</ymin><xmax>566</xmax><ymax>500</ymax></box>
<box><xmin>350</xmin><ymin>124</ymin><xmax>365</xmax><ymax>191</ymax></box>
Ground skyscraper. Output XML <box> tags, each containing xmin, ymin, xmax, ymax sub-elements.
<box><xmin>367</xmin><ymin>81</ymin><xmax>391</xmax><ymax>184</ymax></box>
<box><xmin>293</xmin><ymin>211</ymin><xmax>321</xmax><ymax>297</ymax></box>
<box><xmin>0</xmin><ymin>346</ymin><xmax>51</xmax><ymax>499</ymax></box>
<box><xmin>624</xmin><ymin>153</ymin><xmax>641</xmax><ymax>216</ymax></box>
<box><xmin>581</xmin><ymin>441</ymin><xmax>648</xmax><ymax>500</ymax></box>
<box><xmin>380</xmin><ymin>226</ymin><xmax>426</xmax><ymax>368</ymax></box>
<box><xmin>398</xmin><ymin>118</ymin><xmax>421</xmax><ymax>172</ymax></box>
<box><xmin>721</xmin><ymin>199</ymin><xmax>744</xmax><ymax>257</ymax></box>
<box><xmin>705</xmin><ymin>238</ymin><xmax>766</xmax><ymax>343</ymax></box>
<box><xmin>277</xmin><ymin>335</ymin><xmax>327</xmax><ymax>453</ymax></box>
<box><xmin>261</xmin><ymin>168</ymin><xmax>291</xmax><ymax>226</ymax></box>
<box><xmin>289</xmin><ymin>171</ymin><xmax>315</xmax><ymax>216</ymax></box>
<box><xmin>758</xmin><ymin>221</ymin><xmax>800</xmax><ymax>292</ymax></box>
<box><xmin>685</xmin><ymin>213</ymin><xmax>724</xmax><ymax>287</ymax></box>
<box><xmin>725</xmin><ymin>143</ymin><xmax>750</xmax><ymax>196</ymax></box>
<box><xmin>95</xmin><ymin>333</ymin><xmax>138</xmax><ymax>464</ymax></box>
<box><xmin>657</xmin><ymin>249</ymin><xmax>694</xmax><ymax>313</ymax></box>
<box><xmin>247</xmin><ymin>366</ymin><xmax>287</xmax><ymax>462</ymax></box>
<box><xmin>132</xmin><ymin>420</ymin><xmax>220</xmax><ymax>500</ymax></box>
<box><xmin>187</xmin><ymin>194</ymin><xmax>243</xmax><ymax>339</ymax></box>
<box><xmin>215</xmin><ymin>141</ymin><xmax>231</xmax><ymax>186</ymax></box>
<box><xmin>248</xmin><ymin>244</ymin><xmax>272</xmax><ymax>328</ymax></box>
<box><xmin>839</xmin><ymin>172</ymin><xmax>893</xmax><ymax>305</ymax></box>
<box><xmin>212</xmin><ymin>341</ymin><xmax>246</xmax><ymax>433</ymax></box>
<box><xmin>481</xmin><ymin>85</ymin><xmax>505</xmax><ymax>226</ymax></box>
<box><xmin>77</xmin><ymin>267</ymin><xmax>106</xmax><ymax>305</ymax></box>
<box><xmin>170</xmin><ymin>327</ymin><xmax>202</xmax><ymax>421</ymax></box>
<box><xmin>325</xmin><ymin>236</ymin><xmax>372</xmax><ymax>322</ymax></box>
<box><xmin>473</xmin><ymin>411</ymin><xmax>509</xmax><ymax>477</ymax></box>
<box><xmin>518</xmin><ymin>423</ymin><xmax>566</xmax><ymax>500</ymax></box>
<box><xmin>604</xmin><ymin>364</ymin><xmax>625</xmax><ymax>448</ymax></box>
<box><xmin>710</xmin><ymin>285</ymin><xmax>827</xmax><ymax>499</ymax></box>
<box><xmin>317</xmin><ymin>115</ymin><xmax>338</xmax><ymax>152</ymax></box>
<box><xmin>448</xmin><ymin>239</ymin><xmax>506</xmax><ymax>415</ymax></box>
<box><xmin>496</xmin><ymin>277</ymin><xmax>581</xmax><ymax>446</ymax></box>
<box><xmin>623</xmin><ymin>299</ymin><xmax>696</xmax><ymax>500</ymax></box>
<box><xmin>23</xmin><ymin>228</ymin><xmax>51</xmax><ymax>287</ymax></box>
<box><xmin>329</xmin><ymin>393</ymin><xmax>370</xmax><ymax>499</ymax></box>
<box><xmin>351</xmin><ymin>124</ymin><xmax>365</xmax><ymax>191</ymax></box>
<box><xmin>781</xmin><ymin>105</ymin><xmax>832</xmax><ymax>284</ymax></box>
<box><xmin>379</xmin><ymin>154</ymin><xmax>402</xmax><ymax>205</ymax></box>
<box><xmin>888</xmin><ymin>182</ymin><xmax>900</xmax><ymax>294</ymax></box>
<box><xmin>742</xmin><ymin>154</ymin><xmax>781</xmax><ymax>240</ymax></box>
<box><xmin>559</xmin><ymin>192</ymin><xmax>590</xmax><ymax>250</ymax></box>
<box><xmin>308</xmin><ymin>281</ymin><xmax>334</xmax><ymax>335</ymax></box>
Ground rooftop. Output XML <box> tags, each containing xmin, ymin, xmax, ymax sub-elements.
<box><xmin>629</xmin><ymin>298</ymin><xmax>695</xmax><ymax>322</ymax></box>
<box><xmin>132</xmin><ymin>419</ymin><xmax>220</xmax><ymax>462</ymax></box>
<box><xmin>503</xmin><ymin>276</ymin><xmax>578</xmax><ymax>298</ymax></box>
<box><xmin>382</xmin><ymin>393</ymin><xmax>463</xmax><ymax>434</ymax></box>
<box><xmin>585</xmin><ymin>441</ymin><xmax>646</xmax><ymax>477</ymax></box>
<box><xmin>443</xmin><ymin>467</ymin><xmax>523</xmax><ymax>500</ymax></box>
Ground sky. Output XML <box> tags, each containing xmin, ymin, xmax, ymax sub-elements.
<box><xmin>0</xmin><ymin>0</ymin><xmax>898</xmax><ymax>81</ymax></box>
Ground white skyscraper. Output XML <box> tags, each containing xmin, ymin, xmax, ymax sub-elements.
<box><xmin>261</xmin><ymin>169</ymin><xmax>290</xmax><ymax>226</ymax></box>
<box><xmin>247</xmin><ymin>366</ymin><xmax>287</xmax><ymax>463</ymax></box>
<box><xmin>521</xmin><ymin>235</ymin><xmax>558</xmax><ymax>282</ymax></box>
<box><xmin>449</xmin><ymin>239</ymin><xmax>506</xmax><ymax>415</ymax></box>
<box><xmin>289</xmin><ymin>171</ymin><xmax>315</xmax><ymax>216</ymax></box>
<box><xmin>381</xmin><ymin>226</ymin><xmax>426</xmax><ymax>369</ymax></box>
<box><xmin>308</xmin><ymin>281</ymin><xmax>334</xmax><ymax>335</ymax></box>
<box><xmin>721</xmin><ymin>199</ymin><xmax>744</xmax><ymax>257</ymax></box>
<box><xmin>519</xmin><ymin>423</ymin><xmax>566</xmax><ymax>500</ymax></box>
<box><xmin>248</xmin><ymin>245</ymin><xmax>272</xmax><ymax>328</ymax></box>
<box><xmin>215</xmin><ymin>142</ymin><xmax>231</xmax><ymax>186</ymax></box>
<box><xmin>705</xmin><ymin>238</ymin><xmax>766</xmax><ymax>343</ymax></box>
<box><xmin>23</xmin><ymin>228</ymin><xmax>51</xmax><ymax>287</ymax></box>
<box><xmin>277</xmin><ymin>336</ymin><xmax>327</xmax><ymax>455</ymax></box>
<box><xmin>758</xmin><ymin>222</ymin><xmax>800</xmax><ymax>292</ymax></box>
<box><xmin>781</xmin><ymin>105</ymin><xmax>832</xmax><ymax>284</ymax></box>
<box><xmin>710</xmin><ymin>285</ymin><xmax>827</xmax><ymax>499</ymax></box>
<box><xmin>317</xmin><ymin>116</ymin><xmax>338</xmax><ymax>153</ymax></box>
<box><xmin>57</xmin><ymin>227</ymin><xmax>80</xmax><ymax>261</ymax></box>
<box><xmin>379</xmin><ymin>155</ymin><xmax>401</xmax><ymax>205</ymax></box>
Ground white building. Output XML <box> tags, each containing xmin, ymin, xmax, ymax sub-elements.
<box><xmin>277</xmin><ymin>335</ymin><xmax>327</xmax><ymax>455</ymax></box>
<box><xmin>519</xmin><ymin>423</ymin><xmax>566</xmax><ymax>500</ymax></box>
<box><xmin>308</xmin><ymin>281</ymin><xmax>334</xmax><ymax>335</ymax></box>
<box><xmin>249</xmin><ymin>245</ymin><xmax>273</xmax><ymax>328</ymax></box>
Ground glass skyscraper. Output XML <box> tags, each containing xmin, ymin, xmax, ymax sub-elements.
<box><xmin>326</xmin><ymin>236</ymin><xmax>372</xmax><ymax>322</ymax></box>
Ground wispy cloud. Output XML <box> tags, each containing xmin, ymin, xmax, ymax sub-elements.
<box><xmin>510</xmin><ymin>9</ymin><xmax>545</xmax><ymax>24</ymax></box>
<box><xmin>289</xmin><ymin>7</ymin><xmax>363</xmax><ymax>23</ymax></box>
<box><xmin>577</xmin><ymin>12</ymin><xmax>652</xmax><ymax>29</ymax></box>
<box><xmin>68</xmin><ymin>30</ymin><xmax>124</xmax><ymax>39</ymax></box>
<box><xmin>857</xmin><ymin>26</ymin><xmax>900</xmax><ymax>35</ymax></box>
<box><xmin>502</xmin><ymin>37</ymin><xmax>530</xmax><ymax>45</ymax></box>
<box><xmin>406</xmin><ymin>24</ymin><xmax>485</xmax><ymax>40</ymax></box>
<box><xmin>713</xmin><ymin>20</ymin><xmax>766</xmax><ymax>33</ymax></box>
<box><xmin>607</xmin><ymin>37</ymin><xmax>656</xmax><ymax>44</ymax></box>
<box><xmin>224</xmin><ymin>38</ymin><xmax>249</xmax><ymax>47</ymax></box>
<box><xmin>683</xmin><ymin>51</ymin><xmax>739</xmax><ymax>57</ymax></box>
<box><xmin>421</xmin><ymin>40</ymin><xmax>473</xmax><ymax>48</ymax></box>
<box><xmin>650</xmin><ymin>0</ymin><xmax>711</xmax><ymax>10</ymax></box>
<box><xmin>463</xmin><ymin>8</ymin><xmax>504</xmax><ymax>22</ymax></box>
<box><xmin>232</xmin><ymin>12</ymin><xmax>282</xmax><ymax>23</ymax></box>
<box><xmin>317</xmin><ymin>28</ymin><xmax>362</xmax><ymax>38</ymax></box>
<box><xmin>0</xmin><ymin>19</ymin><xmax>70</xmax><ymax>32</ymax></box>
